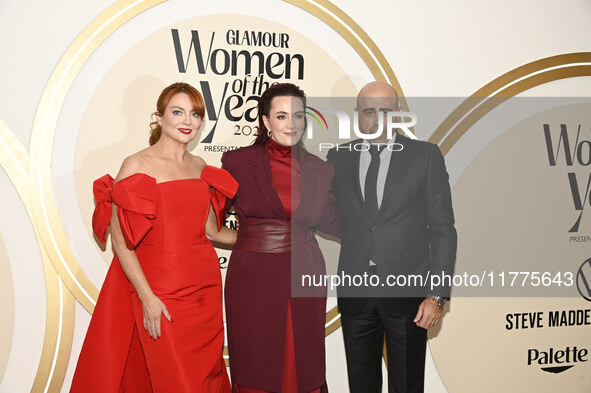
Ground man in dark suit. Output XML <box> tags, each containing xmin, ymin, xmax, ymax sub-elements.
<box><xmin>326</xmin><ymin>81</ymin><xmax>457</xmax><ymax>393</ymax></box>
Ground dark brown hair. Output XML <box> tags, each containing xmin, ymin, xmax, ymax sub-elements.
<box><xmin>253</xmin><ymin>83</ymin><xmax>306</xmax><ymax>144</ymax></box>
<box><xmin>149</xmin><ymin>82</ymin><xmax>205</xmax><ymax>146</ymax></box>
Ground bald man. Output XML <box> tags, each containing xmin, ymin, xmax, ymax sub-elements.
<box><xmin>326</xmin><ymin>81</ymin><xmax>457</xmax><ymax>393</ymax></box>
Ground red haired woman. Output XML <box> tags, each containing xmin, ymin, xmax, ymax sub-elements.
<box><xmin>71</xmin><ymin>83</ymin><xmax>236</xmax><ymax>393</ymax></box>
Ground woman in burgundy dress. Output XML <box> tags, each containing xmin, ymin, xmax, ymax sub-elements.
<box><xmin>71</xmin><ymin>83</ymin><xmax>236</xmax><ymax>393</ymax></box>
<box><xmin>222</xmin><ymin>83</ymin><xmax>340</xmax><ymax>393</ymax></box>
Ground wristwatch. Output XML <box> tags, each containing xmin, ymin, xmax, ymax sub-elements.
<box><xmin>428</xmin><ymin>295</ymin><xmax>449</xmax><ymax>306</ymax></box>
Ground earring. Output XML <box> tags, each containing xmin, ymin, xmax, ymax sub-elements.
<box><xmin>267</xmin><ymin>130</ymin><xmax>272</xmax><ymax>137</ymax></box>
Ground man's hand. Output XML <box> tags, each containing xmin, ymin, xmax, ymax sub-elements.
<box><xmin>413</xmin><ymin>297</ymin><xmax>443</xmax><ymax>329</ymax></box>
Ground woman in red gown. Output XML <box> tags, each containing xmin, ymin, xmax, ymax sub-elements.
<box><xmin>71</xmin><ymin>83</ymin><xmax>236</xmax><ymax>393</ymax></box>
<box><xmin>222</xmin><ymin>83</ymin><xmax>340</xmax><ymax>393</ymax></box>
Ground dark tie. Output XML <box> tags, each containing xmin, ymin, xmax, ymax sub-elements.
<box><xmin>364</xmin><ymin>144</ymin><xmax>382</xmax><ymax>221</ymax></box>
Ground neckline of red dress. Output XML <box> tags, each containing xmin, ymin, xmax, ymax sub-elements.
<box><xmin>117</xmin><ymin>171</ymin><xmax>206</xmax><ymax>186</ymax></box>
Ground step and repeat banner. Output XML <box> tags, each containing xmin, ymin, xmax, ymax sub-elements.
<box><xmin>1</xmin><ymin>0</ymin><xmax>590</xmax><ymax>392</ymax></box>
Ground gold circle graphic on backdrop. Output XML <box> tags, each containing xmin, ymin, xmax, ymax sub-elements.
<box><xmin>1</xmin><ymin>118</ymin><xmax>76</xmax><ymax>393</ymax></box>
<box><xmin>29</xmin><ymin>0</ymin><xmax>167</xmax><ymax>315</ymax></box>
<box><xmin>427</xmin><ymin>52</ymin><xmax>591</xmax><ymax>393</ymax></box>
<box><xmin>24</xmin><ymin>0</ymin><xmax>401</xmax><ymax>389</ymax></box>
<box><xmin>13</xmin><ymin>0</ymin><xmax>591</xmax><ymax>388</ymax></box>
<box><xmin>429</xmin><ymin>52</ymin><xmax>591</xmax><ymax>150</ymax></box>
<box><xmin>29</xmin><ymin>0</ymin><xmax>403</xmax><ymax>309</ymax></box>
<box><xmin>28</xmin><ymin>0</ymin><xmax>401</xmax><ymax>343</ymax></box>
<box><xmin>25</xmin><ymin>2</ymin><xmax>167</xmax><ymax>391</ymax></box>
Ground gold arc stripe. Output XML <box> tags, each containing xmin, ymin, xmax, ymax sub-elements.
<box><xmin>324</xmin><ymin>304</ymin><xmax>341</xmax><ymax>335</ymax></box>
<box><xmin>284</xmin><ymin>0</ymin><xmax>411</xmax><ymax>112</ymax></box>
<box><xmin>29</xmin><ymin>0</ymin><xmax>167</xmax><ymax>315</ymax></box>
<box><xmin>0</xmin><ymin>120</ymin><xmax>75</xmax><ymax>393</ymax></box>
<box><xmin>0</xmin><ymin>119</ymin><xmax>30</xmax><ymax>198</ymax></box>
<box><xmin>429</xmin><ymin>53</ymin><xmax>591</xmax><ymax>152</ymax></box>
<box><xmin>430</xmin><ymin>52</ymin><xmax>591</xmax><ymax>145</ymax></box>
<box><xmin>27</xmin><ymin>1</ymin><xmax>166</xmax><ymax>392</ymax></box>
<box><xmin>439</xmin><ymin>66</ymin><xmax>591</xmax><ymax>155</ymax></box>
<box><xmin>31</xmin><ymin>266</ymin><xmax>75</xmax><ymax>393</ymax></box>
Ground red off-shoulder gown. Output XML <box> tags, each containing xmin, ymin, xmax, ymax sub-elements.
<box><xmin>70</xmin><ymin>166</ymin><xmax>237</xmax><ymax>393</ymax></box>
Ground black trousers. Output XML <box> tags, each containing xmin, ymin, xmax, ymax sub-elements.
<box><xmin>341</xmin><ymin>297</ymin><xmax>427</xmax><ymax>393</ymax></box>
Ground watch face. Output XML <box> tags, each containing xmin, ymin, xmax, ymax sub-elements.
<box><xmin>431</xmin><ymin>295</ymin><xmax>448</xmax><ymax>306</ymax></box>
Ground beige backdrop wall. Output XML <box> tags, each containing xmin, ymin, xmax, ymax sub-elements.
<box><xmin>1</xmin><ymin>1</ymin><xmax>591</xmax><ymax>392</ymax></box>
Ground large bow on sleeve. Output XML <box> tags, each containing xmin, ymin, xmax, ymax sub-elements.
<box><xmin>112</xmin><ymin>174</ymin><xmax>158</xmax><ymax>249</ymax></box>
<box><xmin>91</xmin><ymin>173</ymin><xmax>158</xmax><ymax>249</ymax></box>
<box><xmin>92</xmin><ymin>174</ymin><xmax>115</xmax><ymax>243</ymax></box>
<box><xmin>201</xmin><ymin>166</ymin><xmax>238</xmax><ymax>230</ymax></box>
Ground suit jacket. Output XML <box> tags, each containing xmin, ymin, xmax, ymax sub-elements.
<box><xmin>222</xmin><ymin>143</ymin><xmax>339</xmax><ymax>392</ymax></box>
<box><xmin>326</xmin><ymin>133</ymin><xmax>457</xmax><ymax>315</ymax></box>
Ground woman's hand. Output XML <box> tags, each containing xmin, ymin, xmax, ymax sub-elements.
<box><xmin>141</xmin><ymin>293</ymin><xmax>172</xmax><ymax>339</ymax></box>
<box><xmin>205</xmin><ymin>204</ymin><xmax>237</xmax><ymax>245</ymax></box>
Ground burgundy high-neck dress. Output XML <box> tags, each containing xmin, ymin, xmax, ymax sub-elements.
<box><xmin>223</xmin><ymin>139</ymin><xmax>340</xmax><ymax>393</ymax></box>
